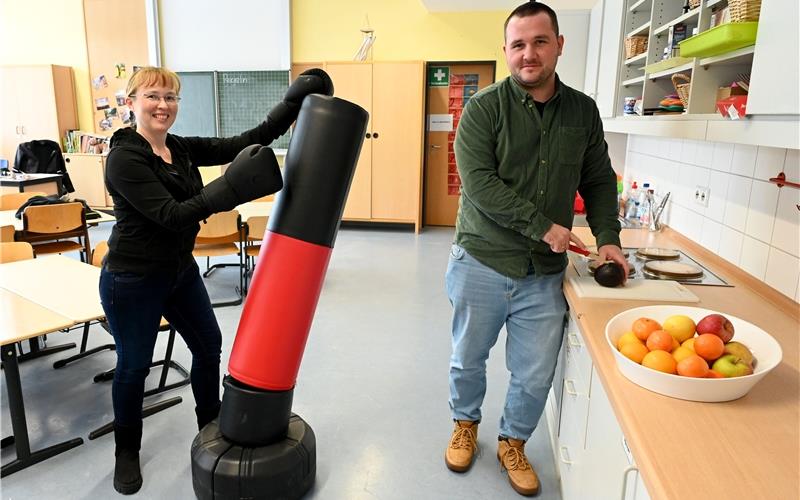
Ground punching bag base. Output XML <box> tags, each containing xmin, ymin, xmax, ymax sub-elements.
<box><xmin>191</xmin><ymin>414</ymin><xmax>315</xmax><ymax>500</ymax></box>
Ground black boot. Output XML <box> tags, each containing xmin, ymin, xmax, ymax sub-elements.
<box><xmin>195</xmin><ymin>401</ymin><xmax>221</xmax><ymax>431</ymax></box>
<box><xmin>113</xmin><ymin>422</ymin><xmax>143</xmax><ymax>495</ymax></box>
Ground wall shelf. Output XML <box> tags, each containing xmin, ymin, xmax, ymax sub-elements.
<box><xmin>623</xmin><ymin>76</ymin><xmax>646</xmax><ymax>86</ymax></box>
<box><xmin>629</xmin><ymin>0</ymin><xmax>652</xmax><ymax>13</ymax></box>
<box><xmin>699</xmin><ymin>45</ymin><xmax>755</xmax><ymax>67</ymax></box>
<box><xmin>648</xmin><ymin>62</ymin><xmax>695</xmax><ymax>80</ymax></box>
<box><xmin>624</xmin><ymin>53</ymin><xmax>648</xmax><ymax>66</ymax></box>
<box><xmin>653</xmin><ymin>8</ymin><xmax>700</xmax><ymax>36</ymax></box>
<box><xmin>626</xmin><ymin>21</ymin><xmax>651</xmax><ymax>38</ymax></box>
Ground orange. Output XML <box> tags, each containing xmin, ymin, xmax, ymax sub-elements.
<box><xmin>617</xmin><ymin>331</ymin><xmax>643</xmax><ymax>351</ymax></box>
<box><xmin>672</xmin><ymin>346</ymin><xmax>695</xmax><ymax>363</ymax></box>
<box><xmin>705</xmin><ymin>370</ymin><xmax>725</xmax><ymax>379</ymax></box>
<box><xmin>641</xmin><ymin>350</ymin><xmax>677</xmax><ymax>374</ymax></box>
<box><xmin>632</xmin><ymin>317</ymin><xmax>662</xmax><ymax>341</ymax></box>
<box><xmin>682</xmin><ymin>337</ymin><xmax>696</xmax><ymax>352</ymax></box>
<box><xmin>694</xmin><ymin>333</ymin><xmax>725</xmax><ymax>362</ymax></box>
<box><xmin>676</xmin><ymin>354</ymin><xmax>709</xmax><ymax>378</ymax></box>
<box><xmin>662</xmin><ymin>315</ymin><xmax>697</xmax><ymax>343</ymax></box>
<box><xmin>646</xmin><ymin>330</ymin><xmax>674</xmax><ymax>352</ymax></box>
<box><xmin>620</xmin><ymin>342</ymin><xmax>649</xmax><ymax>364</ymax></box>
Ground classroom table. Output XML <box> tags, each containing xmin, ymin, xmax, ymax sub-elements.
<box><xmin>0</xmin><ymin>173</ymin><xmax>63</xmax><ymax>196</ymax></box>
<box><xmin>0</xmin><ymin>288</ymin><xmax>84</xmax><ymax>477</ymax></box>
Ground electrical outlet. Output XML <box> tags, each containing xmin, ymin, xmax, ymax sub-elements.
<box><xmin>694</xmin><ymin>186</ymin><xmax>710</xmax><ymax>207</ymax></box>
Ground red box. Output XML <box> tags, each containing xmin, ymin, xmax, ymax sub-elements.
<box><xmin>716</xmin><ymin>95</ymin><xmax>747</xmax><ymax>119</ymax></box>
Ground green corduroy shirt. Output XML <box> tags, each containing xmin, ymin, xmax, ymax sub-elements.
<box><xmin>453</xmin><ymin>75</ymin><xmax>621</xmax><ymax>279</ymax></box>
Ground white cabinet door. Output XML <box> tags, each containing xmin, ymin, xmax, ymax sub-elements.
<box><xmin>583</xmin><ymin>0</ymin><xmax>604</xmax><ymax>100</ymax></box>
<box><xmin>747</xmin><ymin>0</ymin><xmax>800</xmax><ymax>115</ymax></box>
<box><xmin>596</xmin><ymin>0</ymin><xmax>624</xmax><ymax>117</ymax></box>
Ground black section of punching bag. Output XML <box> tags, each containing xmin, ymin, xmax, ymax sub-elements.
<box><xmin>218</xmin><ymin>376</ymin><xmax>293</xmax><ymax>447</ymax></box>
<box><xmin>191</xmin><ymin>415</ymin><xmax>316</xmax><ymax>500</ymax></box>
<box><xmin>269</xmin><ymin>94</ymin><xmax>369</xmax><ymax>248</ymax></box>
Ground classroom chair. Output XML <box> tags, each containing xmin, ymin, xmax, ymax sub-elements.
<box><xmin>0</xmin><ymin>225</ymin><xmax>15</xmax><ymax>242</ymax></box>
<box><xmin>243</xmin><ymin>215</ymin><xmax>267</xmax><ymax>294</ymax></box>
<box><xmin>0</xmin><ymin>191</ymin><xmax>48</xmax><ymax>210</ymax></box>
<box><xmin>192</xmin><ymin>210</ymin><xmax>247</xmax><ymax>307</ymax></box>
<box><xmin>18</xmin><ymin>202</ymin><xmax>91</xmax><ymax>262</ymax></box>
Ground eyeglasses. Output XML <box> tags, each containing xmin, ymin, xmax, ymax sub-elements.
<box><xmin>131</xmin><ymin>93</ymin><xmax>181</xmax><ymax>104</ymax></box>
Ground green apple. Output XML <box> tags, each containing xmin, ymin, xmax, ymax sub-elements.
<box><xmin>712</xmin><ymin>354</ymin><xmax>754</xmax><ymax>378</ymax></box>
<box><xmin>723</xmin><ymin>341</ymin><xmax>755</xmax><ymax>368</ymax></box>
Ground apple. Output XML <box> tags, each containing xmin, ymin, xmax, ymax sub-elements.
<box><xmin>711</xmin><ymin>354</ymin><xmax>754</xmax><ymax>378</ymax></box>
<box><xmin>723</xmin><ymin>341</ymin><xmax>755</xmax><ymax>367</ymax></box>
<box><xmin>696</xmin><ymin>313</ymin><xmax>735</xmax><ymax>343</ymax></box>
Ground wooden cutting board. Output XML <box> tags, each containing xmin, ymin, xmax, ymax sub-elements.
<box><xmin>567</xmin><ymin>277</ymin><xmax>700</xmax><ymax>302</ymax></box>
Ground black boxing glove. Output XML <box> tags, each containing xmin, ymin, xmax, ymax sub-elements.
<box><xmin>265</xmin><ymin>68</ymin><xmax>334</xmax><ymax>138</ymax></box>
<box><xmin>200</xmin><ymin>144</ymin><xmax>283</xmax><ymax>214</ymax></box>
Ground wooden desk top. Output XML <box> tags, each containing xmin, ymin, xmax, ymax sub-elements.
<box><xmin>0</xmin><ymin>208</ymin><xmax>115</xmax><ymax>231</ymax></box>
<box><xmin>0</xmin><ymin>255</ymin><xmax>103</xmax><ymax>323</ymax></box>
<box><xmin>0</xmin><ymin>288</ymin><xmax>73</xmax><ymax>345</ymax></box>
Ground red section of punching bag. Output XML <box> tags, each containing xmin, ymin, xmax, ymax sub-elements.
<box><xmin>228</xmin><ymin>230</ymin><xmax>332</xmax><ymax>391</ymax></box>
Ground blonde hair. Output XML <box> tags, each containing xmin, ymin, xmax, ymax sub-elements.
<box><xmin>126</xmin><ymin>66</ymin><xmax>181</xmax><ymax>97</ymax></box>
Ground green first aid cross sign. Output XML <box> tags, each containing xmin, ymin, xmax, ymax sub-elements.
<box><xmin>428</xmin><ymin>66</ymin><xmax>449</xmax><ymax>86</ymax></box>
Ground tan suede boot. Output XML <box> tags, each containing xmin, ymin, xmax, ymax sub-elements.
<box><xmin>498</xmin><ymin>438</ymin><xmax>540</xmax><ymax>496</ymax></box>
<box><xmin>444</xmin><ymin>420</ymin><xmax>478</xmax><ymax>472</ymax></box>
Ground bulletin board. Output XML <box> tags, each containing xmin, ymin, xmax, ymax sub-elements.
<box><xmin>83</xmin><ymin>0</ymin><xmax>151</xmax><ymax>135</ymax></box>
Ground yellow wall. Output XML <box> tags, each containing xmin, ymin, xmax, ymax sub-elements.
<box><xmin>1</xmin><ymin>0</ymin><xmax>513</xmax><ymax>134</ymax></box>
<box><xmin>291</xmin><ymin>0</ymin><xmax>511</xmax><ymax>79</ymax></box>
<box><xmin>0</xmin><ymin>0</ymin><xmax>93</xmax><ymax>131</ymax></box>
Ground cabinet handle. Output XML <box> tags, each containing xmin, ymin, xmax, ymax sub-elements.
<box><xmin>567</xmin><ymin>333</ymin><xmax>582</xmax><ymax>348</ymax></box>
<box><xmin>559</xmin><ymin>446</ymin><xmax>574</xmax><ymax>465</ymax></box>
<box><xmin>620</xmin><ymin>466</ymin><xmax>637</xmax><ymax>500</ymax></box>
<box><xmin>430</xmin><ymin>144</ymin><xmax>441</xmax><ymax>149</ymax></box>
<box><xmin>372</xmin><ymin>132</ymin><xmax>379</xmax><ymax>139</ymax></box>
<box><xmin>564</xmin><ymin>379</ymin><xmax>578</xmax><ymax>396</ymax></box>
<box><xmin>365</xmin><ymin>132</ymin><xmax>371</xmax><ymax>139</ymax></box>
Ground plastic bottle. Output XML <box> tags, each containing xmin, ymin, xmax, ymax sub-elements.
<box><xmin>624</xmin><ymin>181</ymin><xmax>639</xmax><ymax>219</ymax></box>
<box><xmin>639</xmin><ymin>189</ymin><xmax>654</xmax><ymax>225</ymax></box>
<box><xmin>636</xmin><ymin>182</ymin><xmax>650</xmax><ymax>219</ymax></box>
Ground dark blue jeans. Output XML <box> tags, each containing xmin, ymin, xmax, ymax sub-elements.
<box><xmin>99</xmin><ymin>261</ymin><xmax>222</xmax><ymax>428</ymax></box>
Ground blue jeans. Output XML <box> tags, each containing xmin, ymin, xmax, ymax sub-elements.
<box><xmin>445</xmin><ymin>244</ymin><xmax>567</xmax><ymax>441</ymax></box>
<box><xmin>99</xmin><ymin>261</ymin><xmax>222</xmax><ymax>428</ymax></box>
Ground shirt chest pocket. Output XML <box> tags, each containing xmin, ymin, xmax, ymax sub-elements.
<box><xmin>558</xmin><ymin>126</ymin><xmax>588</xmax><ymax>166</ymax></box>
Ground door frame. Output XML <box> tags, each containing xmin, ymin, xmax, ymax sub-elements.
<box><xmin>421</xmin><ymin>60</ymin><xmax>496</xmax><ymax>229</ymax></box>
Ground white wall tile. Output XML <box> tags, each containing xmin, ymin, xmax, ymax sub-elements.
<box><xmin>753</xmin><ymin>146</ymin><xmax>786</xmax><ymax>182</ymax></box>
<box><xmin>730</xmin><ymin>144</ymin><xmax>758</xmax><ymax>177</ymax></box>
<box><xmin>681</xmin><ymin>139</ymin><xmax>698</xmax><ymax>165</ymax></box>
<box><xmin>764</xmin><ymin>247</ymin><xmax>800</xmax><ymax>300</ymax></box>
<box><xmin>711</xmin><ymin>142</ymin><xmax>734</xmax><ymax>172</ymax></box>
<box><xmin>706</xmin><ymin>170</ymin><xmax>729</xmax><ymax>223</ymax></box>
<box><xmin>700</xmin><ymin>218</ymin><xmax>722</xmax><ymax>253</ymax></box>
<box><xmin>684</xmin><ymin>208</ymin><xmax>704</xmax><ymax>242</ymax></box>
<box><xmin>784</xmin><ymin>148</ymin><xmax>800</xmax><ymax>183</ymax></box>
<box><xmin>718</xmin><ymin>226</ymin><xmax>744</xmax><ymax>266</ymax></box>
<box><xmin>695</xmin><ymin>140</ymin><xmax>715</xmax><ymax>167</ymax></box>
<box><xmin>669</xmin><ymin>203</ymin><xmax>690</xmax><ymax>235</ymax></box>
<box><xmin>744</xmin><ymin>180</ymin><xmax>779</xmax><ymax>243</ymax></box>
<box><xmin>771</xmin><ymin>185</ymin><xmax>800</xmax><ymax>257</ymax></box>
<box><xmin>723</xmin><ymin>175</ymin><xmax>752</xmax><ymax>232</ymax></box>
<box><xmin>739</xmin><ymin>236</ymin><xmax>770</xmax><ymax>280</ymax></box>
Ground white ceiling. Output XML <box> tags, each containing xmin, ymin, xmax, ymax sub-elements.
<box><xmin>419</xmin><ymin>0</ymin><xmax>597</xmax><ymax>12</ymax></box>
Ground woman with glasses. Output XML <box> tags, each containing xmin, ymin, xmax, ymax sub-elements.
<box><xmin>101</xmin><ymin>66</ymin><xmax>332</xmax><ymax>495</ymax></box>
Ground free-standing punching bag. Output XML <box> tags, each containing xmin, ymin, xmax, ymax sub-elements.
<box><xmin>191</xmin><ymin>94</ymin><xmax>368</xmax><ymax>500</ymax></box>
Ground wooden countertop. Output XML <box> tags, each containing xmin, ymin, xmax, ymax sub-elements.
<box><xmin>567</xmin><ymin>226</ymin><xmax>799</xmax><ymax>500</ymax></box>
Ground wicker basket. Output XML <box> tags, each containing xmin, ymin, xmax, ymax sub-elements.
<box><xmin>672</xmin><ymin>73</ymin><xmax>691</xmax><ymax>108</ymax></box>
<box><xmin>624</xmin><ymin>35</ymin><xmax>648</xmax><ymax>59</ymax></box>
<box><xmin>689</xmin><ymin>0</ymin><xmax>701</xmax><ymax>8</ymax></box>
<box><xmin>729</xmin><ymin>0</ymin><xmax>761</xmax><ymax>22</ymax></box>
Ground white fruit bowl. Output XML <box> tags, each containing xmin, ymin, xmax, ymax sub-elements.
<box><xmin>606</xmin><ymin>305</ymin><xmax>783</xmax><ymax>402</ymax></box>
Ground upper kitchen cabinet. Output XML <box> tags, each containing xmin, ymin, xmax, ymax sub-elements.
<box><xmin>584</xmin><ymin>0</ymin><xmax>625</xmax><ymax>118</ymax></box>
<box><xmin>0</xmin><ymin>65</ymin><xmax>78</xmax><ymax>166</ymax></box>
<box><xmin>745</xmin><ymin>0</ymin><xmax>799</xmax><ymax>115</ymax></box>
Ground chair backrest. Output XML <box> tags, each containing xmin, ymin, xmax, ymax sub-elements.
<box><xmin>0</xmin><ymin>225</ymin><xmax>15</xmax><ymax>242</ymax></box>
<box><xmin>22</xmin><ymin>202</ymin><xmax>85</xmax><ymax>234</ymax></box>
<box><xmin>196</xmin><ymin>210</ymin><xmax>242</xmax><ymax>244</ymax></box>
<box><xmin>0</xmin><ymin>241</ymin><xmax>35</xmax><ymax>263</ymax></box>
<box><xmin>246</xmin><ymin>216</ymin><xmax>268</xmax><ymax>241</ymax></box>
<box><xmin>92</xmin><ymin>240</ymin><xmax>109</xmax><ymax>268</ymax></box>
<box><xmin>0</xmin><ymin>191</ymin><xmax>48</xmax><ymax>210</ymax></box>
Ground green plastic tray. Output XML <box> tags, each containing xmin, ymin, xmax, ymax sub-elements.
<box><xmin>679</xmin><ymin>22</ymin><xmax>758</xmax><ymax>58</ymax></box>
<box><xmin>644</xmin><ymin>57</ymin><xmax>693</xmax><ymax>74</ymax></box>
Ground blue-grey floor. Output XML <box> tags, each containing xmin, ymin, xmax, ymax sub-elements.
<box><xmin>1</xmin><ymin>224</ymin><xmax>561</xmax><ymax>500</ymax></box>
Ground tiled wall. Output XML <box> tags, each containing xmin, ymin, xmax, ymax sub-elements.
<box><xmin>624</xmin><ymin>135</ymin><xmax>800</xmax><ymax>302</ymax></box>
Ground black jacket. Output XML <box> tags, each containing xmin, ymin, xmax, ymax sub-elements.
<box><xmin>104</xmin><ymin>123</ymin><xmax>276</xmax><ymax>274</ymax></box>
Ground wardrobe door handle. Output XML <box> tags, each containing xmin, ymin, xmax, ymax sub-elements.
<box><xmin>372</xmin><ymin>132</ymin><xmax>379</xmax><ymax>139</ymax></box>
<box><xmin>365</xmin><ymin>132</ymin><xmax>371</xmax><ymax>138</ymax></box>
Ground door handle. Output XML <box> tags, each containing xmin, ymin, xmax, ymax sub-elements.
<box><xmin>430</xmin><ymin>144</ymin><xmax>442</xmax><ymax>149</ymax></box>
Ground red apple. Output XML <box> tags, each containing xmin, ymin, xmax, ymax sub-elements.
<box><xmin>696</xmin><ymin>313</ymin><xmax>735</xmax><ymax>343</ymax></box>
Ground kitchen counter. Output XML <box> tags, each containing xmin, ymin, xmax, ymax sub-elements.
<box><xmin>566</xmin><ymin>226</ymin><xmax>799</xmax><ymax>500</ymax></box>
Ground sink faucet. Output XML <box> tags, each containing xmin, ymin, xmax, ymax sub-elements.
<box><xmin>648</xmin><ymin>192</ymin><xmax>670</xmax><ymax>231</ymax></box>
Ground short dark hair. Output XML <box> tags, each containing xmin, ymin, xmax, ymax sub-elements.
<box><xmin>504</xmin><ymin>1</ymin><xmax>560</xmax><ymax>39</ymax></box>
